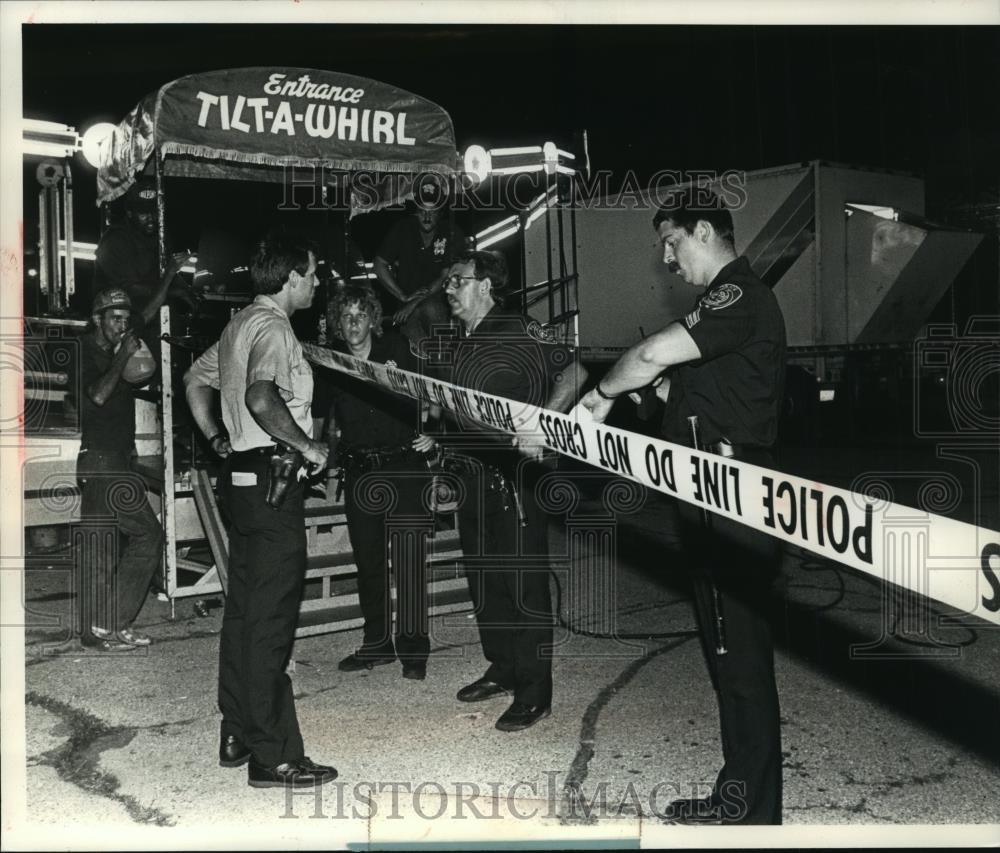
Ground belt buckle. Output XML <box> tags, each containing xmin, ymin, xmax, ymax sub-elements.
<box><xmin>715</xmin><ymin>440</ymin><xmax>735</xmax><ymax>458</ymax></box>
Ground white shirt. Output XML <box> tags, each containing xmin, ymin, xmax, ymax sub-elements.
<box><xmin>186</xmin><ymin>295</ymin><xmax>313</xmax><ymax>451</ymax></box>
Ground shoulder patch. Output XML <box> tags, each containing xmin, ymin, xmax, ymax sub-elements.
<box><xmin>683</xmin><ymin>308</ymin><xmax>702</xmax><ymax>329</ymax></box>
<box><xmin>526</xmin><ymin>319</ymin><xmax>559</xmax><ymax>344</ymax></box>
<box><xmin>700</xmin><ymin>282</ymin><xmax>743</xmax><ymax>311</ymax></box>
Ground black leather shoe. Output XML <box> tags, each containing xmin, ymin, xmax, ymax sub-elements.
<box><xmin>456</xmin><ymin>678</ymin><xmax>511</xmax><ymax>703</ymax></box>
<box><xmin>219</xmin><ymin>734</ymin><xmax>251</xmax><ymax>768</ymax></box>
<box><xmin>338</xmin><ymin>649</ymin><xmax>396</xmax><ymax>672</ymax></box>
<box><xmin>494</xmin><ymin>701</ymin><xmax>551</xmax><ymax>732</ymax></box>
<box><xmin>402</xmin><ymin>662</ymin><xmax>426</xmax><ymax>680</ymax></box>
<box><xmin>660</xmin><ymin>796</ymin><xmax>746</xmax><ymax>825</ymax></box>
<box><xmin>247</xmin><ymin>757</ymin><xmax>338</xmax><ymax>788</ymax></box>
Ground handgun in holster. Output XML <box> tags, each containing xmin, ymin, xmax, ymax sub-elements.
<box><xmin>688</xmin><ymin>415</ymin><xmax>728</xmax><ymax>656</ymax></box>
<box><xmin>266</xmin><ymin>445</ymin><xmax>304</xmax><ymax>509</ymax></box>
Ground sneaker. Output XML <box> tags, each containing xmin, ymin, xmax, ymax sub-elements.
<box><xmin>116</xmin><ymin>627</ymin><xmax>152</xmax><ymax>647</ymax></box>
<box><xmin>81</xmin><ymin>633</ymin><xmax>131</xmax><ymax>651</ymax></box>
<box><xmin>90</xmin><ymin>625</ymin><xmax>114</xmax><ymax>640</ymax></box>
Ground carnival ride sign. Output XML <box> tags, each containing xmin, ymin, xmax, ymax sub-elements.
<box><xmin>97</xmin><ymin>67</ymin><xmax>458</xmax><ymax>205</ymax></box>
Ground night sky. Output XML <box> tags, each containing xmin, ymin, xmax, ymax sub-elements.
<box><xmin>22</xmin><ymin>24</ymin><xmax>1000</xmax><ymax>213</ymax></box>
<box><xmin>19</xmin><ymin>22</ymin><xmax>1000</xmax><ymax>322</ymax></box>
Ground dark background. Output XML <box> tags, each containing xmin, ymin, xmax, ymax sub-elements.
<box><xmin>20</xmin><ymin>23</ymin><xmax>1000</xmax><ymax>324</ymax></box>
<box><xmin>22</xmin><ymin>24</ymin><xmax>1000</xmax><ymax>222</ymax></box>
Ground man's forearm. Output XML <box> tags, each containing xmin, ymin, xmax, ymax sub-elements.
<box><xmin>424</xmin><ymin>270</ymin><xmax>447</xmax><ymax>298</ymax></box>
<box><xmin>140</xmin><ymin>267</ymin><xmax>181</xmax><ymax>325</ymax></box>
<box><xmin>373</xmin><ymin>257</ymin><xmax>407</xmax><ymax>301</ymax></box>
<box><xmin>87</xmin><ymin>347</ymin><xmax>132</xmax><ymax>406</ymax></box>
<box><xmin>546</xmin><ymin>361</ymin><xmax>589</xmax><ymax>413</ymax></box>
<box><xmin>185</xmin><ymin>383</ymin><xmax>223</xmax><ymax>440</ymax></box>
<box><xmin>245</xmin><ymin>381</ymin><xmax>313</xmax><ymax>452</ymax></box>
<box><xmin>599</xmin><ymin>322</ymin><xmax>701</xmax><ymax>398</ymax></box>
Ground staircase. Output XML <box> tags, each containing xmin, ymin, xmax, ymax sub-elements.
<box><xmin>185</xmin><ymin>469</ymin><xmax>470</xmax><ymax>638</ymax></box>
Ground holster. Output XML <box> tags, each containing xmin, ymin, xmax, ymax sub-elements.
<box><xmin>266</xmin><ymin>446</ymin><xmax>304</xmax><ymax>508</ymax></box>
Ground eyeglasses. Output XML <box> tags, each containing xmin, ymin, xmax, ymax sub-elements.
<box><xmin>444</xmin><ymin>273</ymin><xmax>481</xmax><ymax>289</ymax></box>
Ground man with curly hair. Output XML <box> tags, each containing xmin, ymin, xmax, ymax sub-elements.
<box><xmin>321</xmin><ymin>284</ymin><xmax>437</xmax><ymax>679</ymax></box>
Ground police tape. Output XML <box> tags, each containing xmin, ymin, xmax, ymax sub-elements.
<box><xmin>303</xmin><ymin>343</ymin><xmax>1000</xmax><ymax>627</ymax></box>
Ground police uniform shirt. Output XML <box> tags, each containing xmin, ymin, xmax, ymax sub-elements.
<box><xmin>662</xmin><ymin>256</ymin><xmax>786</xmax><ymax>448</ymax></box>
<box><xmin>326</xmin><ymin>330</ymin><xmax>421</xmax><ymax>451</ymax></box>
<box><xmin>376</xmin><ymin>217</ymin><xmax>466</xmax><ymax>297</ymax></box>
<box><xmin>438</xmin><ymin>307</ymin><xmax>575</xmax><ymax>452</ymax></box>
<box><xmin>185</xmin><ymin>295</ymin><xmax>314</xmax><ymax>452</ymax></box>
<box><xmin>78</xmin><ymin>333</ymin><xmax>136</xmax><ymax>453</ymax></box>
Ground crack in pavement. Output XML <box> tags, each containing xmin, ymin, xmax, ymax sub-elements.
<box><xmin>785</xmin><ymin>799</ymin><xmax>904</xmax><ymax>823</ymax></box>
<box><xmin>559</xmin><ymin>636</ymin><xmax>696</xmax><ymax>826</ymax></box>
<box><xmin>25</xmin><ymin>692</ymin><xmax>176</xmax><ymax>827</ymax></box>
<box><xmin>839</xmin><ymin>763</ymin><xmax>961</xmax><ymax>793</ymax></box>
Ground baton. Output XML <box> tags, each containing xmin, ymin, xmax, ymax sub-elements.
<box><xmin>687</xmin><ymin>415</ymin><xmax>728</xmax><ymax>656</ymax></box>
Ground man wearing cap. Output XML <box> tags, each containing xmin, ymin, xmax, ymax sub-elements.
<box><xmin>76</xmin><ymin>288</ymin><xmax>162</xmax><ymax>650</ymax></box>
<box><xmin>434</xmin><ymin>249</ymin><xmax>584</xmax><ymax>732</ymax></box>
<box><xmin>373</xmin><ymin>198</ymin><xmax>465</xmax><ymax>345</ymax></box>
<box><xmin>95</xmin><ymin>177</ymin><xmax>191</xmax><ymax>330</ymax></box>
<box><xmin>184</xmin><ymin>229</ymin><xmax>338</xmax><ymax>789</ymax></box>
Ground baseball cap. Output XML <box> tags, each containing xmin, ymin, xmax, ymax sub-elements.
<box><xmin>125</xmin><ymin>178</ymin><xmax>157</xmax><ymax>212</ymax></box>
<box><xmin>92</xmin><ymin>287</ymin><xmax>132</xmax><ymax>315</ymax></box>
<box><xmin>409</xmin><ymin>173</ymin><xmax>448</xmax><ymax>210</ymax></box>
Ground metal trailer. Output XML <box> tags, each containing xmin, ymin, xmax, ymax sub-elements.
<box><xmin>523</xmin><ymin>161</ymin><xmax>984</xmax><ymax>438</ymax></box>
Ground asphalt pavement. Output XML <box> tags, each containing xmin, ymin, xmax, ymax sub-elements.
<box><xmin>6</xmin><ymin>450</ymin><xmax>1000</xmax><ymax>849</ymax></box>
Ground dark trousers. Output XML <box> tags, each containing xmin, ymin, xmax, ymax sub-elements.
<box><xmin>343</xmin><ymin>452</ymin><xmax>433</xmax><ymax>662</ymax></box>
<box><xmin>678</xmin><ymin>451</ymin><xmax>783</xmax><ymax>825</ymax></box>
<box><xmin>76</xmin><ymin>449</ymin><xmax>162</xmax><ymax>635</ymax></box>
<box><xmin>401</xmin><ymin>292</ymin><xmax>451</xmax><ymax>346</ymax></box>
<box><xmin>217</xmin><ymin>452</ymin><xmax>306</xmax><ymax>768</ymax></box>
<box><xmin>456</xmin><ymin>459</ymin><xmax>553</xmax><ymax>707</ymax></box>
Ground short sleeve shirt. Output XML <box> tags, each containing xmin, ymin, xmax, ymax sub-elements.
<box><xmin>376</xmin><ymin>216</ymin><xmax>466</xmax><ymax>297</ymax></box>
<box><xmin>79</xmin><ymin>333</ymin><xmax>136</xmax><ymax>453</ymax></box>
<box><xmin>185</xmin><ymin>295</ymin><xmax>314</xmax><ymax>452</ymax></box>
<box><xmin>661</xmin><ymin>256</ymin><xmax>787</xmax><ymax>447</ymax></box>
<box><xmin>435</xmin><ymin>307</ymin><xmax>578</xmax><ymax>454</ymax></box>
<box><xmin>326</xmin><ymin>330</ymin><xmax>422</xmax><ymax>450</ymax></box>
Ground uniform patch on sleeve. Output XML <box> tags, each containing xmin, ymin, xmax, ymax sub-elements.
<box><xmin>684</xmin><ymin>308</ymin><xmax>702</xmax><ymax>329</ymax></box>
<box><xmin>700</xmin><ymin>282</ymin><xmax>743</xmax><ymax>310</ymax></box>
<box><xmin>526</xmin><ymin>319</ymin><xmax>558</xmax><ymax>343</ymax></box>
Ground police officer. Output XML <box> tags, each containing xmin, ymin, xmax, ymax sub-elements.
<box><xmin>580</xmin><ymin>199</ymin><xmax>787</xmax><ymax>824</ymax></box>
<box><xmin>184</xmin><ymin>229</ymin><xmax>337</xmax><ymax>789</ymax></box>
<box><xmin>437</xmin><ymin>249</ymin><xmax>583</xmax><ymax>732</ymax></box>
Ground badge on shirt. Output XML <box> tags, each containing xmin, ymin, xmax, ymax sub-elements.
<box><xmin>527</xmin><ymin>319</ymin><xmax>558</xmax><ymax>344</ymax></box>
<box><xmin>433</xmin><ymin>237</ymin><xmax>447</xmax><ymax>256</ymax></box>
<box><xmin>700</xmin><ymin>282</ymin><xmax>743</xmax><ymax>310</ymax></box>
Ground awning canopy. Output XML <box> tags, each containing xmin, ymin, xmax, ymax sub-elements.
<box><xmin>97</xmin><ymin>67</ymin><xmax>459</xmax><ymax>212</ymax></box>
